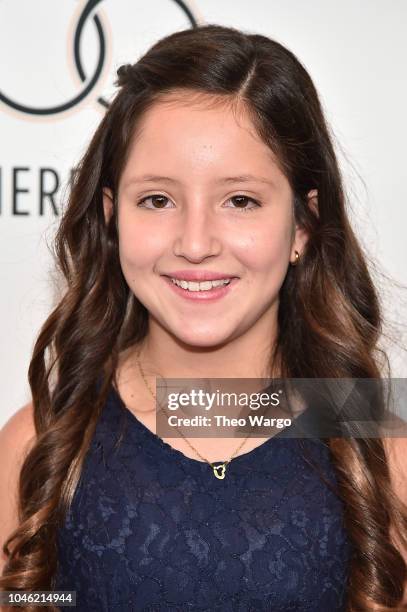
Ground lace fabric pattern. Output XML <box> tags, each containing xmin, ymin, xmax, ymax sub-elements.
<box><xmin>54</xmin><ymin>386</ymin><xmax>353</xmax><ymax>611</ymax></box>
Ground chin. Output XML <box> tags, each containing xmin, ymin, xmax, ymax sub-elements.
<box><xmin>169</xmin><ymin>327</ymin><xmax>237</xmax><ymax>350</ymax></box>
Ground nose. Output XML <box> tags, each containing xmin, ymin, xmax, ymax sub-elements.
<box><xmin>173</xmin><ymin>201</ymin><xmax>222</xmax><ymax>262</ymax></box>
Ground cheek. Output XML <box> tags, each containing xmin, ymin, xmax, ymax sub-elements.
<box><xmin>117</xmin><ymin>218</ymin><xmax>164</xmax><ymax>272</ymax></box>
<box><xmin>232</xmin><ymin>217</ymin><xmax>293</xmax><ymax>274</ymax></box>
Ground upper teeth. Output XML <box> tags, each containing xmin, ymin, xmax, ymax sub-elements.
<box><xmin>170</xmin><ymin>278</ymin><xmax>232</xmax><ymax>291</ymax></box>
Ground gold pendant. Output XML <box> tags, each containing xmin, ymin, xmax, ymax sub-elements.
<box><xmin>212</xmin><ymin>463</ymin><xmax>227</xmax><ymax>479</ymax></box>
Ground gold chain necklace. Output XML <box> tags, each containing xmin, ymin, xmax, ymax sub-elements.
<box><xmin>135</xmin><ymin>349</ymin><xmax>252</xmax><ymax>480</ymax></box>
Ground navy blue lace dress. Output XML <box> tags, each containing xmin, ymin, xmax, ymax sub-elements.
<box><xmin>54</xmin><ymin>384</ymin><xmax>353</xmax><ymax>611</ymax></box>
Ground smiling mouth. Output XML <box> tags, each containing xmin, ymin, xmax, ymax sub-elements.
<box><xmin>162</xmin><ymin>275</ymin><xmax>239</xmax><ymax>300</ymax></box>
<box><xmin>169</xmin><ymin>277</ymin><xmax>232</xmax><ymax>292</ymax></box>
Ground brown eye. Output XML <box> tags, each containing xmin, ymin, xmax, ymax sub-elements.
<box><xmin>137</xmin><ymin>195</ymin><xmax>171</xmax><ymax>209</ymax></box>
<box><xmin>227</xmin><ymin>195</ymin><xmax>260</xmax><ymax>212</ymax></box>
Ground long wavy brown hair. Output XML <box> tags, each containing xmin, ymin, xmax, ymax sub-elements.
<box><xmin>1</xmin><ymin>24</ymin><xmax>406</xmax><ymax>611</ymax></box>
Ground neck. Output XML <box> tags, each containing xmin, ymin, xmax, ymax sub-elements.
<box><xmin>131</xmin><ymin>317</ymin><xmax>279</xmax><ymax>380</ymax></box>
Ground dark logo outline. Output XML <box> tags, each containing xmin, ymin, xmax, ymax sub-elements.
<box><xmin>0</xmin><ymin>0</ymin><xmax>198</xmax><ymax>116</ymax></box>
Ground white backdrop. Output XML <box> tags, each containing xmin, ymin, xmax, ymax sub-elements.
<box><xmin>1</xmin><ymin>0</ymin><xmax>406</xmax><ymax>427</ymax></box>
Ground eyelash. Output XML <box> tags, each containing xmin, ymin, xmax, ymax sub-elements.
<box><xmin>136</xmin><ymin>194</ymin><xmax>261</xmax><ymax>213</ymax></box>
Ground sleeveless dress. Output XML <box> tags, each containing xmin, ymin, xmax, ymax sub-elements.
<box><xmin>54</xmin><ymin>384</ymin><xmax>353</xmax><ymax>611</ymax></box>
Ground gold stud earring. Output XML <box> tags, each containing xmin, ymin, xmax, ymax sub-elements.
<box><xmin>291</xmin><ymin>250</ymin><xmax>300</xmax><ymax>266</ymax></box>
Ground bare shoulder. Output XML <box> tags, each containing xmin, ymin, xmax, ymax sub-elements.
<box><xmin>0</xmin><ymin>402</ymin><xmax>36</xmax><ymax>574</ymax></box>
<box><xmin>382</xmin><ymin>414</ymin><xmax>407</xmax><ymax>480</ymax></box>
<box><xmin>383</xmin><ymin>431</ymin><xmax>407</xmax><ymax>603</ymax></box>
<box><xmin>382</xmin><ymin>413</ymin><xmax>407</xmax><ymax>489</ymax></box>
<box><xmin>383</xmin><ymin>433</ymin><xmax>407</xmax><ymax>502</ymax></box>
<box><xmin>0</xmin><ymin>401</ymin><xmax>36</xmax><ymax>502</ymax></box>
<box><xmin>0</xmin><ymin>402</ymin><xmax>36</xmax><ymax>447</ymax></box>
<box><xmin>0</xmin><ymin>396</ymin><xmax>36</xmax><ymax>468</ymax></box>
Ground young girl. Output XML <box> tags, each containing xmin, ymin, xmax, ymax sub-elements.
<box><xmin>1</xmin><ymin>24</ymin><xmax>406</xmax><ymax>611</ymax></box>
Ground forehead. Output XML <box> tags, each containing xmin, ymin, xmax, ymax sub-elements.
<box><xmin>137</xmin><ymin>89</ymin><xmax>256</xmax><ymax>132</ymax></box>
<box><xmin>121</xmin><ymin>90</ymin><xmax>283</xmax><ymax>180</ymax></box>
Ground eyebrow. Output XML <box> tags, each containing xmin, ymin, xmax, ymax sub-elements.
<box><xmin>124</xmin><ymin>174</ymin><xmax>275</xmax><ymax>187</ymax></box>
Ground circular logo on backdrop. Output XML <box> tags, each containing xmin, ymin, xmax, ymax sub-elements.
<box><xmin>0</xmin><ymin>0</ymin><xmax>199</xmax><ymax>116</ymax></box>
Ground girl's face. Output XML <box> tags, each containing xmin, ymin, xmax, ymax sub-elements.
<box><xmin>104</xmin><ymin>92</ymin><xmax>309</xmax><ymax>348</ymax></box>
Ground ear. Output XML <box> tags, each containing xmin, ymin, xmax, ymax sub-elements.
<box><xmin>289</xmin><ymin>189</ymin><xmax>318</xmax><ymax>264</ymax></box>
<box><xmin>290</xmin><ymin>226</ymin><xmax>308</xmax><ymax>264</ymax></box>
<box><xmin>102</xmin><ymin>187</ymin><xmax>114</xmax><ymax>224</ymax></box>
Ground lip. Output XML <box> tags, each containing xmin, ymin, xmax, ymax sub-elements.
<box><xmin>163</xmin><ymin>275</ymin><xmax>239</xmax><ymax>302</ymax></box>
<box><xmin>162</xmin><ymin>270</ymin><xmax>239</xmax><ymax>282</ymax></box>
